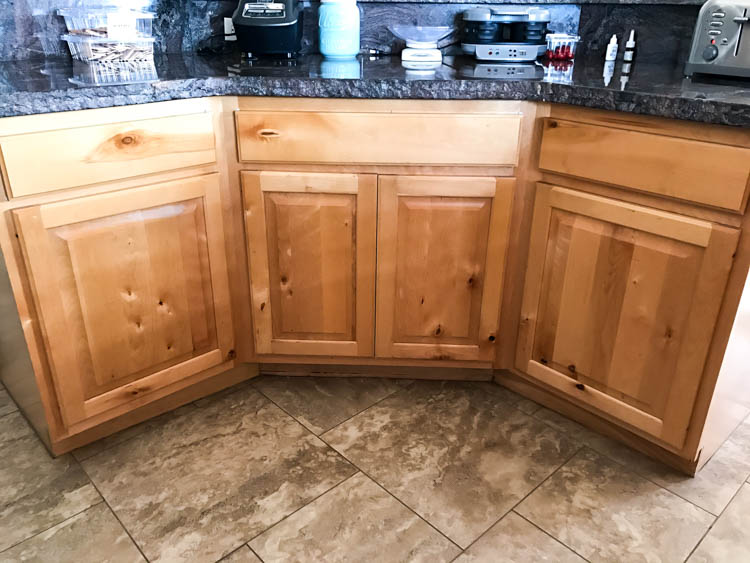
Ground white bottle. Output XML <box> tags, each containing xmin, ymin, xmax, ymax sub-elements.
<box><xmin>605</xmin><ymin>34</ymin><xmax>619</xmax><ymax>61</ymax></box>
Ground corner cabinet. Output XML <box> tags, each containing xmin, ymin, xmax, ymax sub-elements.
<box><xmin>376</xmin><ymin>176</ymin><xmax>514</xmax><ymax>362</ymax></box>
<box><xmin>12</xmin><ymin>173</ymin><xmax>234</xmax><ymax>430</ymax></box>
<box><xmin>242</xmin><ymin>171</ymin><xmax>377</xmax><ymax>357</ymax></box>
<box><xmin>516</xmin><ymin>183</ymin><xmax>740</xmax><ymax>448</ymax></box>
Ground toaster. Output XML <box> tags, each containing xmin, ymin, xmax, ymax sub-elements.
<box><xmin>232</xmin><ymin>0</ymin><xmax>303</xmax><ymax>57</ymax></box>
<box><xmin>685</xmin><ymin>0</ymin><xmax>750</xmax><ymax>78</ymax></box>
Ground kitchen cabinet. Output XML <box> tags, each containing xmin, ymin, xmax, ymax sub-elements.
<box><xmin>11</xmin><ymin>173</ymin><xmax>234</xmax><ymax>430</ymax></box>
<box><xmin>516</xmin><ymin>183</ymin><xmax>739</xmax><ymax>448</ymax></box>
<box><xmin>242</xmin><ymin>171</ymin><xmax>377</xmax><ymax>357</ymax></box>
<box><xmin>376</xmin><ymin>175</ymin><xmax>514</xmax><ymax>362</ymax></box>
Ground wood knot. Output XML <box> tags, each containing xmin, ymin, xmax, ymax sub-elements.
<box><xmin>467</xmin><ymin>277</ymin><xmax>475</xmax><ymax>286</ymax></box>
<box><xmin>540</xmin><ymin>357</ymin><xmax>548</xmax><ymax>365</ymax></box>
<box><xmin>488</xmin><ymin>335</ymin><xmax>496</xmax><ymax>342</ymax></box>
<box><xmin>280</xmin><ymin>275</ymin><xmax>288</xmax><ymax>284</ymax></box>
<box><xmin>575</xmin><ymin>383</ymin><xmax>585</xmax><ymax>391</ymax></box>
<box><xmin>227</xmin><ymin>349</ymin><xmax>237</xmax><ymax>360</ymax></box>
<box><xmin>260</xmin><ymin>302</ymin><xmax>266</xmax><ymax>311</ymax></box>
<box><xmin>567</xmin><ymin>364</ymin><xmax>576</xmax><ymax>374</ymax></box>
<box><xmin>665</xmin><ymin>326</ymin><xmax>673</xmax><ymax>339</ymax></box>
<box><xmin>548</xmin><ymin>120</ymin><xmax>558</xmax><ymax>128</ymax></box>
<box><xmin>434</xmin><ymin>324</ymin><xmax>442</xmax><ymax>336</ymax></box>
<box><xmin>121</xmin><ymin>135</ymin><xmax>135</xmax><ymax>145</ymax></box>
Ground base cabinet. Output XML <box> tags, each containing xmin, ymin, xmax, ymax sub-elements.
<box><xmin>375</xmin><ymin>176</ymin><xmax>514</xmax><ymax>362</ymax></box>
<box><xmin>242</xmin><ymin>171</ymin><xmax>377</xmax><ymax>357</ymax></box>
<box><xmin>517</xmin><ymin>183</ymin><xmax>740</xmax><ymax>448</ymax></box>
<box><xmin>12</xmin><ymin>174</ymin><xmax>234</xmax><ymax>430</ymax></box>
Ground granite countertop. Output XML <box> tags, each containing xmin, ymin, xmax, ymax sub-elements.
<box><xmin>1</xmin><ymin>50</ymin><xmax>749</xmax><ymax>127</ymax></box>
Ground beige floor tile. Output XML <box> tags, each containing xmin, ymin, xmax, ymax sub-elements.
<box><xmin>515</xmin><ymin>398</ymin><xmax>542</xmax><ymax>416</ymax></box>
<box><xmin>456</xmin><ymin>512</ymin><xmax>585</xmax><ymax>563</ymax></box>
<box><xmin>518</xmin><ymin>448</ymin><xmax>714</xmax><ymax>562</ymax></box>
<box><xmin>81</xmin><ymin>386</ymin><xmax>355</xmax><ymax>563</ymax></box>
<box><xmin>252</xmin><ymin>375</ymin><xmax>409</xmax><ymax>434</ymax></box>
<box><xmin>74</xmin><ymin>381</ymin><xmax>255</xmax><ymax>462</ymax></box>
<box><xmin>0</xmin><ymin>412</ymin><xmax>101</xmax><ymax>552</ymax></box>
<box><xmin>690</xmin><ymin>483</ymin><xmax>750</xmax><ymax>562</ymax></box>
<box><xmin>251</xmin><ymin>472</ymin><xmax>460</xmax><ymax>562</ymax></box>
<box><xmin>535</xmin><ymin>408</ymin><xmax>750</xmax><ymax>515</ymax></box>
<box><xmin>323</xmin><ymin>381</ymin><xmax>579</xmax><ymax>548</ymax></box>
<box><xmin>220</xmin><ymin>545</ymin><xmax>262</xmax><ymax>562</ymax></box>
<box><xmin>0</xmin><ymin>386</ymin><xmax>18</xmax><ymax>418</ymax></box>
<box><xmin>72</xmin><ymin>404</ymin><xmax>198</xmax><ymax>462</ymax></box>
<box><xmin>0</xmin><ymin>502</ymin><xmax>144</xmax><ymax>563</ymax></box>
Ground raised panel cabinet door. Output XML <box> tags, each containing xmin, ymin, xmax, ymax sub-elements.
<box><xmin>517</xmin><ymin>183</ymin><xmax>740</xmax><ymax>449</ymax></box>
<box><xmin>12</xmin><ymin>174</ymin><xmax>234</xmax><ymax>430</ymax></box>
<box><xmin>375</xmin><ymin>176</ymin><xmax>515</xmax><ymax>362</ymax></box>
<box><xmin>241</xmin><ymin>171</ymin><xmax>377</xmax><ymax>356</ymax></box>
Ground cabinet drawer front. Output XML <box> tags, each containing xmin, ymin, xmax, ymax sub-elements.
<box><xmin>236</xmin><ymin>111</ymin><xmax>521</xmax><ymax>166</ymax></box>
<box><xmin>539</xmin><ymin>118</ymin><xmax>750</xmax><ymax>211</ymax></box>
<box><xmin>12</xmin><ymin>174</ymin><xmax>233</xmax><ymax>429</ymax></box>
<box><xmin>0</xmin><ymin>113</ymin><xmax>216</xmax><ymax>198</ymax></box>
<box><xmin>517</xmin><ymin>184</ymin><xmax>739</xmax><ymax>448</ymax></box>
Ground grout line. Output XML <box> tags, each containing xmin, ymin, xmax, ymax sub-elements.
<box><xmin>247</xmin><ymin>544</ymin><xmax>265</xmax><ymax>562</ymax></box>
<box><xmin>245</xmin><ymin>471</ymin><xmax>363</xmax><ymax>546</ymax></box>
<box><xmin>76</xmin><ymin>460</ymin><xmax>151</xmax><ymax>562</ymax></box>
<box><xmin>682</xmin><ymin>479</ymin><xmax>747</xmax><ymax>562</ymax></box>
<box><xmin>256</xmin><ymin>389</ymin><xmax>462</xmax><ymax>552</ymax></box>
<box><xmin>447</xmin><ymin>444</ymin><xmax>586</xmax><ymax>563</ymax></box>
<box><xmin>318</xmin><ymin>433</ymin><xmax>465</xmax><ymax>554</ymax></box>
<box><xmin>0</xmin><ymin>409</ymin><xmax>19</xmax><ymax>422</ymax></box>
<box><xmin>513</xmin><ymin>511</ymin><xmax>593</xmax><ymax>563</ymax></box>
<box><xmin>0</xmin><ymin>500</ymin><xmax>106</xmax><ymax>555</ymax></box>
<box><xmin>528</xmin><ymin>410</ymin><xmax>725</xmax><ymax>518</ymax></box>
<box><xmin>252</xmin><ymin>375</ymin><xmax>415</xmax><ymax>438</ymax></box>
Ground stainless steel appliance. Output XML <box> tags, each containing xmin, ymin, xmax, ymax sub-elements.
<box><xmin>460</xmin><ymin>7</ymin><xmax>550</xmax><ymax>62</ymax></box>
<box><xmin>232</xmin><ymin>1</ymin><xmax>303</xmax><ymax>57</ymax></box>
<box><xmin>685</xmin><ymin>0</ymin><xmax>750</xmax><ymax>78</ymax></box>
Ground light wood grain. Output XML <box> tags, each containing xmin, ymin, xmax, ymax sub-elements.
<box><xmin>376</xmin><ymin>175</ymin><xmax>514</xmax><ymax>362</ymax></box>
<box><xmin>242</xmin><ymin>171</ymin><xmax>376</xmax><ymax>357</ymax></box>
<box><xmin>12</xmin><ymin>174</ymin><xmax>234</xmax><ymax>427</ymax></box>
<box><xmin>236</xmin><ymin>111</ymin><xmax>521</xmax><ymax>166</ymax></box>
<box><xmin>517</xmin><ymin>183</ymin><xmax>739</xmax><ymax>448</ymax></box>
<box><xmin>539</xmin><ymin>118</ymin><xmax>750</xmax><ymax>212</ymax></box>
<box><xmin>0</xmin><ymin>113</ymin><xmax>216</xmax><ymax>198</ymax></box>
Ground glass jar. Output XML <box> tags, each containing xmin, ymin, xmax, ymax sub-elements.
<box><xmin>318</xmin><ymin>0</ymin><xmax>360</xmax><ymax>59</ymax></box>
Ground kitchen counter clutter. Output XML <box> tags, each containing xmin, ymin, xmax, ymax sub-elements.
<box><xmin>0</xmin><ymin>52</ymin><xmax>749</xmax><ymax>126</ymax></box>
<box><xmin>0</xmin><ymin>62</ymin><xmax>749</xmax><ymax>481</ymax></box>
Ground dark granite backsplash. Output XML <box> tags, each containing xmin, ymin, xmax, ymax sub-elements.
<box><xmin>1</xmin><ymin>1</ymin><xmax>699</xmax><ymax>62</ymax></box>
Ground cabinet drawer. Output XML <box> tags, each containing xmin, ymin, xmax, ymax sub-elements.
<box><xmin>0</xmin><ymin>113</ymin><xmax>216</xmax><ymax>198</ymax></box>
<box><xmin>235</xmin><ymin>110</ymin><xmax>521</xmax><ymax>166</ymax></box>
<box><xmin>539</xmin><ymin>118</ymin><xmax>750</xmax><ymax>212</ymax></box>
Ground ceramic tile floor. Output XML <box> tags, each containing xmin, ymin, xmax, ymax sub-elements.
<box><xmin>1</xmin><ymin>376</ymin><xmax>750</xmax><ymax>563</ymax></box>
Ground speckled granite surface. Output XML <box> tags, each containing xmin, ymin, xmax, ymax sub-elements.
<box><xmin>1</xmin><ymin>52</ymin><xmax>748</xmax><ymax>127</ymax></box>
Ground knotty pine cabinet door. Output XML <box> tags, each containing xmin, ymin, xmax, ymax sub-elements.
<box><xmin>375</xmin><ymin>176</ymin><xmax>514</xmax><ymax>362</ymax></box>
<box><xmin>517</xmin><ymin>183</ymin><xmax>739</xmax><ymax>448</ymax></box>
<box><xmin>12</xmin><ymin>174</ymin><xmax>234</xmax><ymax>430</ymax></box>
<box><xmin>242</xmin><ymin>171</ymin><xmax>377</xmax><ymax>356</ymax></box>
